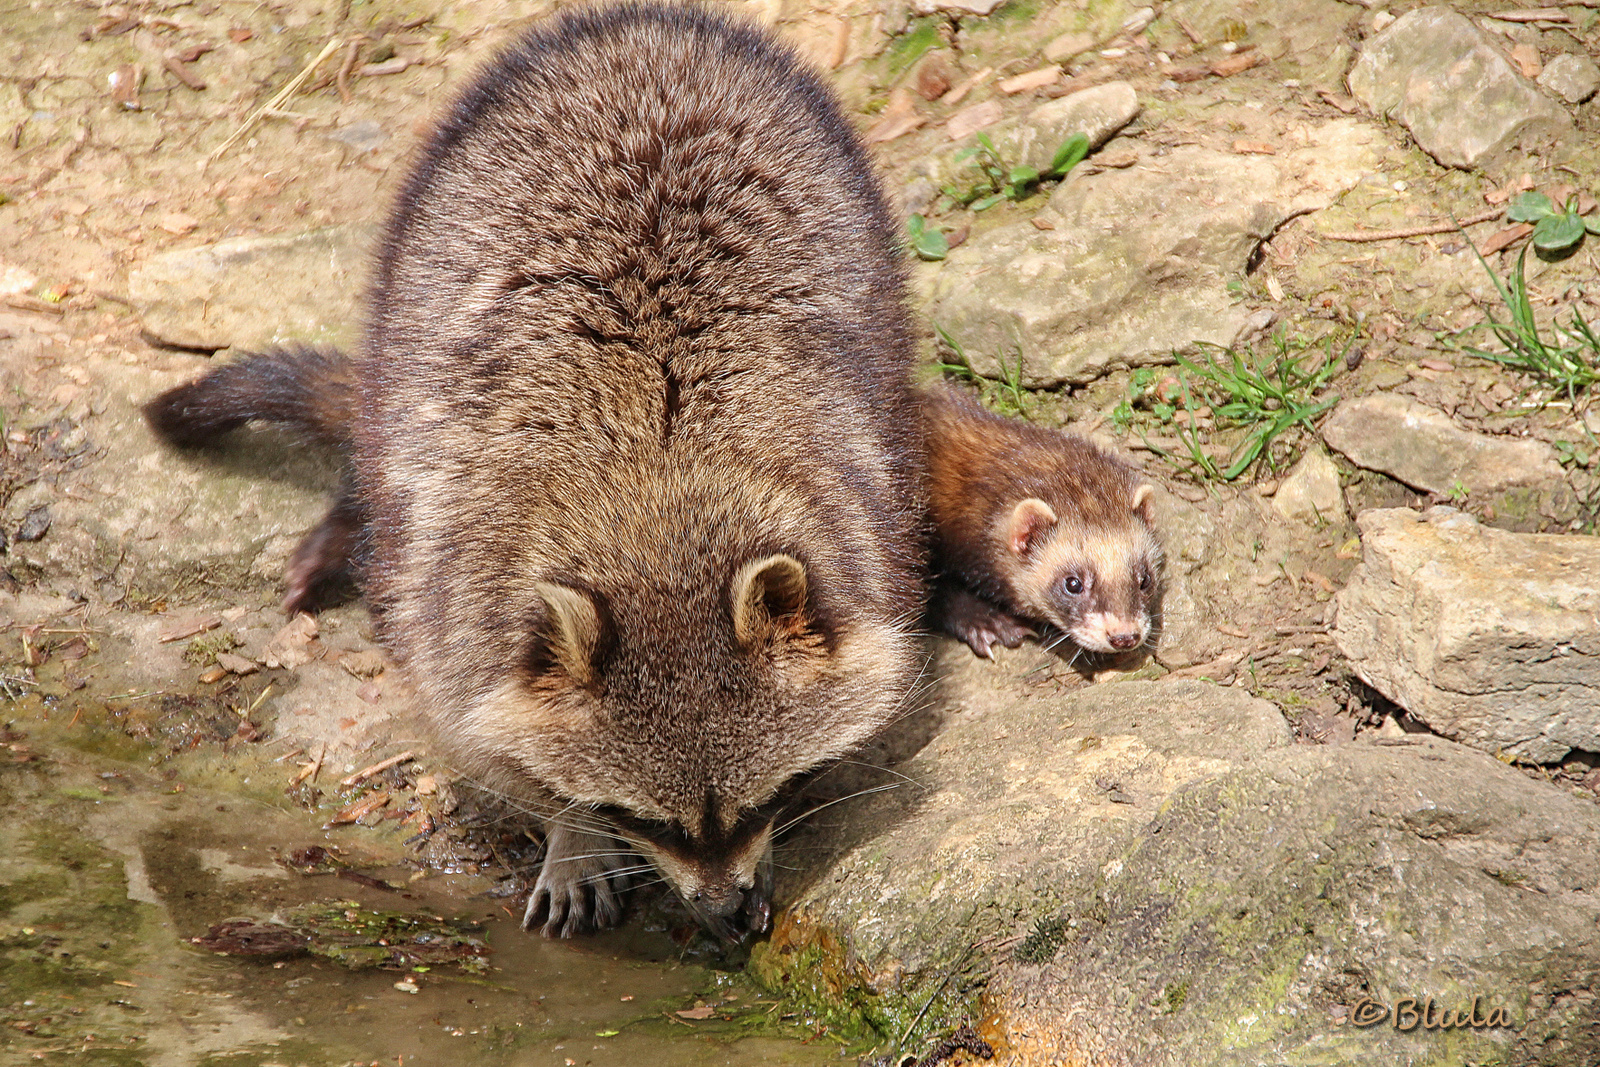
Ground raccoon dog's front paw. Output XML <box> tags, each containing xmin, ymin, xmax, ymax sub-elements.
<box><xmin>521</xmin><ymin>825</ymin><xmax>632</xmax><ymax>938</ymax></box>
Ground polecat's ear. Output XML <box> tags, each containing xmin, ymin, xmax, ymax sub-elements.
<box><xmin>528</xmin><ymin>581</ymin><xmax>611</xmax><ymax>687</ymax></box>
<box><xmin>731</xmin><ymin>554</ymin><xmax>810</xmax><ymax>648</ymax></box>
<box><xmin>1131</xmin><ymin>483</ymin><xmax>1155</xmax><ymax>522</ymax></box>
<box><xmin>1007</xmin><ymin>498</ymin><xmax>1058</xmax><ymax>556</ymax></box>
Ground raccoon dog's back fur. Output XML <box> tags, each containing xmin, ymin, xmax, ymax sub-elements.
<box><xmin>352</xmin><ymin>3</ymin><xmax>924</xmax><ymax>939</ymax></box>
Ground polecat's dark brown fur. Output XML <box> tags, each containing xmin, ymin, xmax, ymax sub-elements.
<box><xmin>144</xmin><ymin>3</ymin><xmax>927</xmax><ymax>942</ymax></box>
<box><xmin>923</xmin><ymin>384</ymin><xmax>1162</xmax><ymax>661</ymax></box>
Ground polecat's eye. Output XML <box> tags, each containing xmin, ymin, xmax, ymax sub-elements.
<box><xmin>1062</xmin><ymin>574</ymin><xmax>1085</xmax><ymax>596</ymax></box>
<box><xmin>1138</xmin><ymin>571</ymin><xmax>1152</xmax><ymax>591</ymax></box>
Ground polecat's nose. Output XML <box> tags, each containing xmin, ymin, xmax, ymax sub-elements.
<box><xmin>1108</xmin><ymin>630</ymin><xmax>1142</xmax><ymax>651</ymax></box>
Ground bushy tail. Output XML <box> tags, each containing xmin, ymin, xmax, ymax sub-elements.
<box><xmin>143</xmin><ymin>343</ymin><xmax>355</xmax><ymax>450</ymax></box>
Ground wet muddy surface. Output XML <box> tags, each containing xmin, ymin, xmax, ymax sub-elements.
<box><xmin>1</xmin><ymin>673</ymin><xmax>839</xmax><ymax>1066</ymax></box>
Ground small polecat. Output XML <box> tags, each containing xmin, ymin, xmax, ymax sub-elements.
<box><xmin>922</xmin><ymin>384</ymin><xmax>1162</xmax><ymax>660</ymax></box>
<box><xmin>145</xmin><ymin>3</ymin><xmax>928</xmax><ymax>942</ymax></box>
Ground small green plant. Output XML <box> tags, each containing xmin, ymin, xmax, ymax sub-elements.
<box><xmin>1448</xmin><ymin>246</ymin><xmax>1600</xmax><ymax>408</ymax></box>
<box><xmin>1122</xmin><ymin>333</ymin><xmax>1344</xmax><ymax>482</ymax></box>
<box><xmin>943</xmin><ymin>132</ymin><xmax>1090</xmax><ymax>211</ymax></box>
<box><xmin>906</xmin><ymin>214</ymin><xmax>948</xmax><ymax>261</ymax></box>
<box><xmin>933</xmin><ymin>324</ymin><xmax>1030</xmax><ymax>417</ymax></box>
<box><xmin>1506</xmin><ymin>191</ymin><xmax>1599</xmax><ymax>255</ymax></box>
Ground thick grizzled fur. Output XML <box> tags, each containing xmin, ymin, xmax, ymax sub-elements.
<box><xmin>923</xmin><ymin>384</ymin><xmax>1162</xmax><ymax>660</ymax></box>
<box><xmin>143</xmin><ymin>4</ymin><xmax>927</xmax><ymax>941</ymax></box>
<box><xmin>349</xmin><ymin>3</ymin><xmax>926</xmax><ymax>939</ymax></box>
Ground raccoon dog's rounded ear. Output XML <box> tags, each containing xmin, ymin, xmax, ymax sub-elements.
<box><xmin>527</xmin><ymin>581</ymin><xmax>611</xmax><ymax>686</ymax></box>
<box><xmin>730</xmin><ymin>554</ymin><xmax>810</xmax><ymax>648</ymax></box>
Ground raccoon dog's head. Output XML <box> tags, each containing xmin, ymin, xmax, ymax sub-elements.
<box><xmin>467</xmin><ymin>552</ymin><xmax>913</xmax><ymax>941</ymax></box>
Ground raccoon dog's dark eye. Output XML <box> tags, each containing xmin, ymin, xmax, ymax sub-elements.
<box><xmin>1062</xmin><ymin>574</ymin><xmax>1084</xmax><ymax>596</ymax></box>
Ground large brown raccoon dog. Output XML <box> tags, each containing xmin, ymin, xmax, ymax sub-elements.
<box><xmin>146</xmin><ymin>2</ymin><xmax>927</xmax><ymax>941</ymax></box>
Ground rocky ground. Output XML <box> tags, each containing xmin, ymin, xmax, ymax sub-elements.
<box><xmin>2</xmin><ymin>0</ymin><xmax>1599</xmax><ymax>1064</ymax></box>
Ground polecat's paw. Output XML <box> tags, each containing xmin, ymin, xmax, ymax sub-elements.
<box><xmin>521</xmin><ymin>826</ymin><xmax>631</xmax><ymax>938</ymax></box>
<box><xmin>935</xmin><ymin>585</ymin><xmax>1035</xmax><ymax>659</ymax></box>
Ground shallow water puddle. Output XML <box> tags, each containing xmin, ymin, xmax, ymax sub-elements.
<box><xmin>0</xmin><ymin>690</ymin><xmax>836</xmax><ymax>1066</ymax></box>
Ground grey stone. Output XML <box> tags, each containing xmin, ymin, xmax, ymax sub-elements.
<box><xmin>1010</xmin><ymin>81</ymin><xmax>1139</xmax><ymax>172</ymax></box>
<box><xmin>910</xmin><ymin>0</ymin><xmax>1003</xmax><ymax>14</ymax></box>
<box><xmin>1347</xmin><ymin>6</ymin><xmax>1572</xmax><ymax>171</ymax></box>
<box><xmin>1271</xmin><ymin>446</ymin><xmax>1343</xmax><ymax>523</ymax></box>
<box><xmin>924</xmin><ymin>82</ymin><xmax>1138</xmax><ymax>193</ymax></box>
<box><xmin>923</xmin><ymin>124</ymin><xmax>1379</xmax><ymax>384</ymax></box>
<box><xmin>1334</xmin><ymin>506</ymin><xmax>1600</xmax><ymax>763</ymax></box>
<box><xmin>756</xmin><ymin>664</ymin><xmax>1600</xmax><ymax>1063</ymax></box>
<box><xmin>1321</xmin><ymin>393</ymin><xmax>1564</xmax><ymax>496</ymax></box>
<box><xmin>1539</xmin><ymin>52</ymin><xmax>1600</xmax><ymax>105</ymax></box>
<box><xmin>129</xmin><ymin>225</ymin><xmax>372</xmax><ymax>352</ymax></box>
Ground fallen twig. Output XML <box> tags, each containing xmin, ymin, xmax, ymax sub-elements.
<box><xmin>1319</xmin><ymin>208</ymin><xmax>1502</xmax><ymax>243</ymax></box>
<box><xmin>341</xmin><ymin>750</ymin><xmax>415</xmax><ymax>788</ymax></box>
<box><xmin>208</xmin><ymin>37</ymin><xmax>342</xmax><ymax>161</ymax></box>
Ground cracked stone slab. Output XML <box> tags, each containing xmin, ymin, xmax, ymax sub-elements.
<box><xmin>1334</xmin><ymin>506</ymin><xmax>1600</xmax><ymax>762</ymax></box>
<box><xmin>1348</xmin><ymin>6</ymin><xmax>1572</xmax><ymax>171</ymax></box>
<box><xmin>1321</xmin><ymin>393</ymin><xmax>1564</xmax><ymax>497</ymax></box>
<box><xmin>129</xmin><ymin>225</ymin><xmax>373</xmax><ymax>352</ymax></box>
<box><xmin>755</xmin><ymin>661</ymin><xmax>1600</xmax><ymax>1064</ymax></box>
<box><xmin>922</xmin><ymin>122</ymin><xmax>1379</xmax><ymax>385</ymax></box>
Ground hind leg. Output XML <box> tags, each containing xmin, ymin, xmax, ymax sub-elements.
<box><xmin>283</xmin><ymin>484</ymin><xmax>366</xmax><ymax>615</ymax></box>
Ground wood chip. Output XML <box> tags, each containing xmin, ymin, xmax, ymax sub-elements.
<box><xmin>1030</xmin><ymin>216</ymin><xmax>1055</xmax><ymax>230</ymax></box>
<box><xmin>1211</xmin><ymin>51</ymin><xmax>1266</xmax><ymax>77</ymax></box>
<box><xmin>162</xmin><ymin>53</ymin><xmax>207</xmax><ymax>91</ymax></box>
<box><xmin>341</xmin><ymin>751</ymin><xmax>415</xmax><ymax>788</ymax></box>
<box><xmin>1316</xmin><ymin>89</ymin><xmax>1358</xmax><ymax>114</ymax></box>
<box><xmin>1232</xmin><ymin>139</ymin><xmax>1276</xmax><ymax>155</ymax></box>
<box><xmin>997</xmin><ymin>65</ymin><xmax>1061</xmax><ymax>94</ymax></box>
<box><xmin>327</xmin><ymin>791</ymin><xmax>391</xmax><ymax>827</ymax></box>
<box><xmin>939</xmin><ymin>67</ymin><xmax>992</xmax><ymax>107</ymax></box>
<box><xmin>676</xmin><ymin>1006</ymin><xmax>716</xmax><ymax>1020</ymax></box>
<box><xmin>262</xmin><ymin>613</ymin><xmax>319</xmax><ymax>669</ymax></box>
<box><xmin>215</xmin><ymin>652</ymin><xmax>259</xmax><ymax>675</ymax></box>
<box><xmin>108</xmin><ymin>63</ymin><xmax>143</xmax><ymax>109</ymax></box>
<box><xmin>864</xmin><ymin>89</ymin><xmax>926</xmax><ymax>144</ymax></box>
<box><xmin>1509</xmin><ymin>43</ymin><xmax>1541</xmax><ymax>79</ymax></box>
<box><xmin>198</xmin><ymin>666</ymin><xmax>227</xmax><ymax>684</ymax></box>
<box><xmin>1478</xmin><ymin>223</ymin><xmax>1534</xmax><ymax>256</ymax></box>
<box><xmin>1487</xmin><ymin>8</ymin><xmax>1568</xmax><ymax>22</ymax></box>
<box><xmin>1418</xmin><ymin>358</ymin><xmax>1452</xmax><ymax>372</ymax></box>
<box><xmin>4</xmin><ymin>294</ymin><xmax>64</xmax><ymax>316</ymax></box>
<box><xmin>1303</xmin><ymin>569</ymin><xmax>1337</xmax><ymax>594</ymax></box>
<box><xmin>158</xmin><ymin>613</ymin><xmax>222</xmax><ymax>643</ymax></box>
<box><xmin>946</xmin><ymin>99</ymin><xmax>1003</xmax><ymax>141</ymax></box>
<box><xmin>357</xmin><ymin>57</ymin><xmax>409</xmax><ymax>76</ymax></box>
<box><xmin>228</xmin><ymin>27</ymin><xmax>253</xmax><ymax>42</ymax></box>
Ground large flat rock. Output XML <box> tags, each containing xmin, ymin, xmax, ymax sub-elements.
<box><xmin>1321</xmin><ymin>393</ymin><xmax>1564</xmax><ymax>497</ymax></box>
<box><xmin>1334</xmin><ymin>506</ymin><xmax>1600</xmax><ymax>764</ymax></box>
<box><xmin>754</xmin><ymin>659</ymin><xmax>1600</xmax><ymax>1064</ymax></box>
<box><xmin>1348</xmin><ymin>6</ymin><xmax>1572</xmax><ymax>171</ymax></box>
<box><xmin>923</xmin><ymin>122</ymin><xmax>1380</xmax><ymax>386</ymax></box>
<box><xmin>129</xmin><ymin>225</ymin><xmax>372</xmax><ymax>352</ymax></box>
